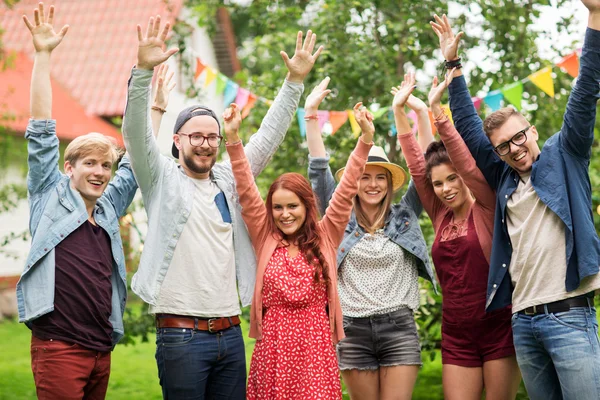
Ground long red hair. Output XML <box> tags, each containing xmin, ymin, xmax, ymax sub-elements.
<box><xmin>265</xmin><ymin>173</ymin><xmax>329</xmax><ymax>285</ymax></box>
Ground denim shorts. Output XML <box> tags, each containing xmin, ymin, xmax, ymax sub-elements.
<box><xmin>336</xmin><ymin>307</ymin><xmax>422</xmax><ymax>370</ymax></box>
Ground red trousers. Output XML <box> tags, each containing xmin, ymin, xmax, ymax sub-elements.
<box><xmin>30</xmin><ymin>336</ymin><xmax>111</xmax><ymax>400</ymax></box>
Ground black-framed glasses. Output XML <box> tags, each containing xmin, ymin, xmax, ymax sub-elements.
<box><xmin>178</xmin><ymin>132</ymin><xmax>223</xmax><ymax>148</ymax></box>
<box><xmin>493</xmin><ymin>126</ymin><xmax>530</xmax><ymax>156</ymax></box>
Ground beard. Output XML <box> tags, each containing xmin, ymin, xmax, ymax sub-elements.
<box><xmin>182</xmin><ymin>147</ymin><xmax>217</xmax><ymax>175</ymax></box>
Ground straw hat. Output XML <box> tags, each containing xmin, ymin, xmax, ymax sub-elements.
<box><xmin>335</xmin><ymin>145</ymin><xmax>407</xmax><ymax>192</ymax></box>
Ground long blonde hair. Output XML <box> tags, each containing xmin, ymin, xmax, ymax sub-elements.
<box><xmin>353</xmin><ymin>170</ymin><xmax>393</xmax><ymax>234</ymax></box>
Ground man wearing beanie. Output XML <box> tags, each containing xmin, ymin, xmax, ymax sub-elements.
<box><xmin>122</xmin><ymin>16</ymin><xmax>323</xmax><ymax>399</ymax></box>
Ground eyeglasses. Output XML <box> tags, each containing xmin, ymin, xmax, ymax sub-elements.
<box><xmin>178</xmin><ymin>132</ymin><xmax>223</xmax><ymax>148</ymax></box>
<box><xmin>493</xmin><ymin>126</ymin><xmax>530</xmax><ymax>156</ymax></box>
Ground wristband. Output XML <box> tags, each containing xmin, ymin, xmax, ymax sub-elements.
<box><xmin>152</xmin><ymin>105</ymin><xmax>166</xmax><ymax>114</ymax></box>
<box><xmin>445</xmin><ymin>58</ymin><xmax>462</xmax><ymax>70</ymax></box>
<box><xmin>304</xmin><ymin>114</ymin><xmax>319</xmax><ymax>121</ymax></box>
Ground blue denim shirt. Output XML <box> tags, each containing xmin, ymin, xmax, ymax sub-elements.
<box><xmin>122</xmin><ymin>69</ymin><xmax>303</xmax><ymax>308</ymax></box>
<box><xmin>448</xmin><ymin>28</ymin><xmax>600</xmax><ymax>311</ymax></box>
<box><xmin>308</xmin><ymin>154</ymin><xmax>437</xmax><ymax>289</ymax></box>
<box><xmin>17</xmin><ymin>119</ymin><xmax>138</xmax><ymax>346</ymax></box>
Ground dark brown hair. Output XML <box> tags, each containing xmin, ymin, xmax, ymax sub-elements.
<box><xmin>424</xmin><ymin>140</ymin><xmax>451</xmax><ymax>183</ymax></box>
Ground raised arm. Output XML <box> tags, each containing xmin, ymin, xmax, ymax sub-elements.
<box><xmin>122</xmin><ymin>16</ymin><xmax>179</xmax><ymax>194</ymax></box>
<box><xmin>22</xmin><ymin>3</ymin><xmax>69</xmax><ymax>196</ymax></box>
<box><xmin>320</xmin><ymin>103</ymin><xmax>373</xmax><ymax>245</ymax></box>
<box><xmin>305</xmin><ymin>77</ymin><xmax>336</xmax><ymax>215</ymax></box>
<box><xmin>429</xmin><ymin>73</ymin><xmax>496</xmax><ymax>211</ymax></box>
<box><xmin>151</xmin><ymin>63</ymin><xmax>176</xmax><ymax>137</ymax></box>
<box><xmin>392</xmin><ymin>73</ymin><xmax>445</xmax><ymax>221</ymax></box>
<box><xmin>406</xmin><ymin>94</ymin><xmax>435</xmax><ymax>152</ymax></box>
<box><xmin>559</xmin><ymin>1</ymin><xmax>600</xmax><ymax>158</ymax></box>
<box><xmin>223</xmin><ymin>104</ymin><xmax>270</xmax><ymax>247</ymax></box>
<box><xmin>431</xmin><ymin>14</ymin><xmax>504</xmax><ymax>189</ymax></box>
<box><xmin>241</xmin><ymin>31</ymin><xmax>323</xmax><ymax>177</ymax></box>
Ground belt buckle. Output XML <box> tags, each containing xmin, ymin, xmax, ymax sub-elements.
<box><xmin>524</xmin><ymin>305</ymin><xmax>537</xmax><ymax>316</ymax></box>
<box><xmin>208</xmin><ymin>318</ymin><xmax>217</xmax><ymax>333</ymax></box>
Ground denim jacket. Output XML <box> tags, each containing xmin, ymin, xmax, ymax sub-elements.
<box><xmin>307</xmin><ymin>154</ymin><xmax>437</xmax><ymax>288</ymax></box>
<box><xmin>17</xmin><ymin>119</ymin><xmax>138</xmax><ymax>346</ymax></box>
<box><xmin>448</xmin><ymin>28</ymin><xmax>600</xmax><ymax>311</ymax></box>
<box><xmin>122</xmin><ymin>69</ymin><xmax>302</xmax><ymax>307</ymax></box>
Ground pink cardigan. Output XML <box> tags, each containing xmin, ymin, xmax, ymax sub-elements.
<box><xmin>398</xmin><ymin>117</ymin><xmax>496</xmax><ymax>264</ymax></box>
<box><xmin>226</xmin><ymin>138</ymin><xmax>372</xmax><ymax>344</ymax></box>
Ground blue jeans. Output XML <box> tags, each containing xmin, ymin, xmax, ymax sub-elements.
<box><xmin>155</xmin><ymin>325</ymin><xmax>246</xmax><ymax>399</ymax></box>
<box><xmin>511</xmin><ymin>306</ymin><xmax>600</xmax><ymax>400</ymax></box>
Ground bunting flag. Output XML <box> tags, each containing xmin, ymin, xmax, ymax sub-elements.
<box><xmin>484</xmin><ymin>90</ymin><xmax>504</xmax><ymax>112</ymax></box>
<box><xmin>501</xmin><ymin>82</ymin><xmax>524</xmax><ymax>110</ymax></box>
<box><xmin>215</xmin><ymin>73</ymin><xmax>228</xmax><ymax>95</ymax></box>
<box><xmin>370</xmin><ymin>106</ymin><xmax>389</xmax><ymax>121</ymax></box>
<box><xmin>347</xmin><ymin>110</ymin><xmax>361</xmax><ymax>137</ymax></box>
<box><xmin>472</xmin><ymin>97</ymin><xmax>483</xmax><ymax>111</ymax></box>
<box><xmin>406</xmin><ymin>109</ymin><xmax>418</xmax><ymax>135</ymax></box>
<box><xmin>235</xmin><ymin>88</ymin><xmax>250</xmax><ymax>109</ymax></box>
<box><xmin>329</xmin><ymin>111</ymin><xmax>349</xmax><ymax>135</ymax></box>
<box><xmin>241</xmin><ymin>93</ymin><xmax>258</xmax><ymax>119</ymax></box>
<box><xmin>528</xmin><ymin>67</ymin><xmax>554</xmax><ymax>97</ymax></box>
<box><xmin>194</xmin><ymin>58</ymin><xmax>206</xmax><ymax>81</ymax></box>
<box><xmin>204</xmin><ymin>67</ymin><xmax>217</xmax><ymax>88</ymax></box>
<box><xmin>441</xmin><ymin>105</ymin><xmax>454</xmax><ymax>124</ymax></box>
<box><xmin>388</xmin><ymin>110</ymin><xmax>397</xmax><ymax>136</ymax></box>
<box><xmin>557</xmin><ymin>52</ymin><xmax>579</xmax><ymax>78</ymax></box>
<box><xmin>297</xmin><ymin>108</ymin><xmax>307</xmax><ymax>137</ymax></box>
<box><xmin>317</xmin><ymin>110</ymin><xmax>330</xmax><ymax>132</ymax></box>
<box><xmin>223</xmin><ymin>80</ymin><xmax>239</xmax><ymax>108</ymax></box>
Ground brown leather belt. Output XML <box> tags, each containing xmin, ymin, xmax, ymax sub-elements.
<box><xmin>519</xmin><ymin>294</ymin><xmax>594</xmax><ymax>316</ymax></box>
<box><xmin>156</xmin><ymin>315</ymin><xmax>241</xmax><ymax>333</ymax></box>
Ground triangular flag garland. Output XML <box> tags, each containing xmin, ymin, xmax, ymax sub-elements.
<box><xmin>297</xmin><ymin>108</ymin><xmax>307</xmax><ymax>137</ymax></box>
<box><xmin>191</xmin><ymin>47</ymin><xmax>579</xmax><ymax>137</ymax></box>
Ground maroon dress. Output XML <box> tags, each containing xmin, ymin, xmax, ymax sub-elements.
<box><xmin>432</xmin><ymin>211</ymin><xmax>514</xmax><ymax>367</ymax></box>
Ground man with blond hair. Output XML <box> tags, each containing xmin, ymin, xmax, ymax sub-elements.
<box><xmin>432</xmin><ymin>2</ymin><xmax>600</xmax><ymax>398</ymax></box>
<box><xmin>17</xmin><ymin>4</ymin><xmax>138</xmax><ymax>398</ymax></box>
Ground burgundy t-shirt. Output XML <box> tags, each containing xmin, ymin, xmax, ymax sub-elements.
<box><xmin>31</xmin><ymin>220</ymin><xmax>114</xmax><ymax>352</ymax></box>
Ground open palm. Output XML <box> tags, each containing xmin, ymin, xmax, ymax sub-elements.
<box><xmin>304</xmin><ymin>77</ymin><xmax>331</xmax><ymax>112</ymax></box>
<box><xmin>428</xmin><ymin>69</ymin><xmax>456</xmax><ymax>108</ymax></box>
<box><xmin>430</xmin><ymin>14</ymin><xmax>463</xmax><ymax>61</ymax></box>
<box><xmin>281</xmin><ymin>30</ymin><xmax>323</xmax><ymax>83</ymax></box>
<box><xmin>137</xmin><ymin>16</ymin><xmax>179</xmax><ymax>70</ymax></box>
<box><xmin>391</xmin><ymin>73</ymin><xmax>417</xmax><ymax>110</ymax></box>
<box><xmin>23</xmin><ymin>3</ymin><xmax>68</xmax><ymax>53</ymax></box>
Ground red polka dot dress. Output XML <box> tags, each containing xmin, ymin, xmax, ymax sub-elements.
<box><xmin>247</xmin><ymin>247</ymin><xmax>341</xmax><ymax>399</ymax></box>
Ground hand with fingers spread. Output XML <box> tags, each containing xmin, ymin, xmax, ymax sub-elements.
<box><xmin>305</xmin><ymin>77</ymin><xmax>331</xmax><ymax>114</ymax></box>
<box><xmin>428</xmin><ymin>68</ymin><xmax>457</xmax><ymax>119</ymax></box>
<box><xmin>136</xmin><ymin>15</ymin><xmax>179</xmax><ymax>71</ymax></box>
<box><xmin>153</xmin><ymin>63</ymin><xmax>176</xmax><ymax>110</ymax></box>
<box><xmin>353</xmin><ymin>102</ymin><xmax>375</xmax><ymax>143</ymax></box>
<box><xmin>280</xmin><ymin>30</ymin><xmax>324</xmax><ymax>84</ymax></box>
<box><xmin>430</xmin><ymin>14</ymin><xmax>464</xmax><ymax>62</ymax></box>
<box><xmin>223</xmin><ymin>103</ymin><xmax>242</xmax><ymax>144</ymax></box>
<box><xmin>391</xmin><ymin>72</ymin><xmax>417</xmax><ymax>111</ymax></box>
<box><xmin>22</xmin><ymin>3</ymin><xmax>69</xmax><ymax>53</ymax></box>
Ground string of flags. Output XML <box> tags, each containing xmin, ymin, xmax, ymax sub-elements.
<box><xmin>192</xmin><ymin>49</ymin><xmax>580</xmax><ymax>138</ymax></box>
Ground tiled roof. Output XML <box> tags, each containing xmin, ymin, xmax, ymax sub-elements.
<box><xmin>0</xmin><ymin>52</ymin><xmax>123</xmax><ymax>144</ymax></box>
<box><xmin>0</xmin><ymin>0</ymin><xmax>183</xmax><ymax>117</ymax></box>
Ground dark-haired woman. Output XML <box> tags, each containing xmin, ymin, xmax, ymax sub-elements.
<box><xmin>394</xmin><ymin>72</ymin><xmax>520</xmax><ymax>400</ymax></box>
<box><xmin>307</xmin><ymin>78</ymin><xmax>438</xmax><ymax>400</ymax></box>
<box><xmin>222</xmin><ymin>90</ymin><xmax>373</xmax><ymax>399</ymax></box>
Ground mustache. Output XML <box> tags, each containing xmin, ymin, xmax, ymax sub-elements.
<box><xmin>193</xmin><ymin>150</ymin><xmax>216</xmax><ymax>156</ymax></box>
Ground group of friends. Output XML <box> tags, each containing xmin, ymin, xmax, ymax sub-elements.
<box><xmin>15</xmin><ymin>1</ymin><xmax>600</xmax><ymax>399</ymax></box>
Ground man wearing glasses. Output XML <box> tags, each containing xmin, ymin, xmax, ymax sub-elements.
<box><xmin>433</xmin><ymin>2</ymin><xmax>600</xmax><ymax>398</ymax></box>
<box><xmin>122</xmin><ymin>16</ymin><xmax>323</xmax><ymax>399</ymax></box>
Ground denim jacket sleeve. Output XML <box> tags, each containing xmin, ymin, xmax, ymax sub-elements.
<box><xmin>122</xmin><ymin>68</ymin><xmax>164</xmax><ymax>197</ymax></box>
<box><xmin>25</xmin><ymin>119</ymin><xmax>62</xmax><ymax>197</ymax></box>
<box><xmin>399</xmin><ymin>180</ymin><xmax>424</xmax><ymax>217</ymax></box>
<box><xmin>448</xmin><ymin>75</ymin><xmax>504</xmax><ymax>190</ymax></box>
<box><xmin>559</xmin><ymin>28</ymin><xmax>600</xmax><ymax>159</ymax></box>
<box><xmin>101</xmin><ymin>154</ymin><xmax>138</xmax><ymax>218</ymax></box>
<box><xmin>307</xmin><ymin>153</ymin><xmax>336</xmax><ymax>216</ymax></box>
<box><xmin>219</xmin><ymin>80</ymin><xmax>303</xmax><ymax>178</ymax></box>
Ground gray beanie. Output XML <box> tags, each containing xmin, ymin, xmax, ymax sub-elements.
<box><xmin>172</xmin><ymin>105</ymin><xmax>221</xmax><ymax>158</ymax></box>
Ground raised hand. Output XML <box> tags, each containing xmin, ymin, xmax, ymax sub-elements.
<box><xmin>153</xmin><ymin>63</ymin><xmax>176</xmax><ymax>110</ymax></box>
<box><xmin>406</xmin><ymin>95</ymin><xmax>428</xmax><ymax>113</ymax></box>
<box><xmin>280</xmin><ymin>30</ymin><xmax>324</xmax><ymax>84</ymax></box>
<box><xmin>428</xmin><ymin>68</ymin><xmax>456</xmax><ymax>119</ymax></box>
<box><xmin>223</xmin><ymin>103</ymin><xmax>242</xmax><ymax>144</ymax></box>
<box><xmin>304</xmin><ymin>77</ymin><xmax>331</xmax><ymax>113</ymax></box>
<box><xmin>137</xmin><ymin>15</ymin><xmax>179</xmax><ymax>71</ymax></box>
<box><xmin>391</xmin><ymin>72</ymin><xmax>417</xmax><ymax>111</ymax></box>
<box><xmin>353</xmin><ymin>102</ymin><xmax>375</xmax><ymax>143</ymax></box>
<box><xmin>22</xmin><ymin>3</ymin><xmax>69</xmax><ymax>53</ymax></box>
<box><xmin>581</xmin><ymin>0</ymin><xmax>600</xmax><ymax>12</ymax></box>
<box><xmin>430</xmin><ymin>14</ymin><xmax>464</xmax><ymax>61</ymax></box>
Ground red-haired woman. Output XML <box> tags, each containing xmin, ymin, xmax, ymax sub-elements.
<box><xmin>393</xmin><ymin>72</ymin><xmax>520</xmax><ymax>399</ymax></box>
<box><xmin>221</xmin><ymin>94</ymin><xmax>374</xmax><ymax>399</ymax></box>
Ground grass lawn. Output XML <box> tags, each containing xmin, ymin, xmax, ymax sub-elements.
<box><xmin>0</xmin><ymin>315</ymin><xmax>525</xmax><ymax>400</ymax></box>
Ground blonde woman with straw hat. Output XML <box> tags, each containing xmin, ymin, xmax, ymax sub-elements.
<box><xmin>306</xmin><ymin>77</ymin><xmax>437</xmax><ymax>400</ymax></box>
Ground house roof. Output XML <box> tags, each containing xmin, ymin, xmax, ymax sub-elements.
<box><xmin>0</xmin><ymin>52</ymin><xmax>123</xmax><ymax>144</ymax></box>
<box><xmin>0</xmin><ymin>0</ymin><xmax>183</xmax><ymax>117</ymax></box>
